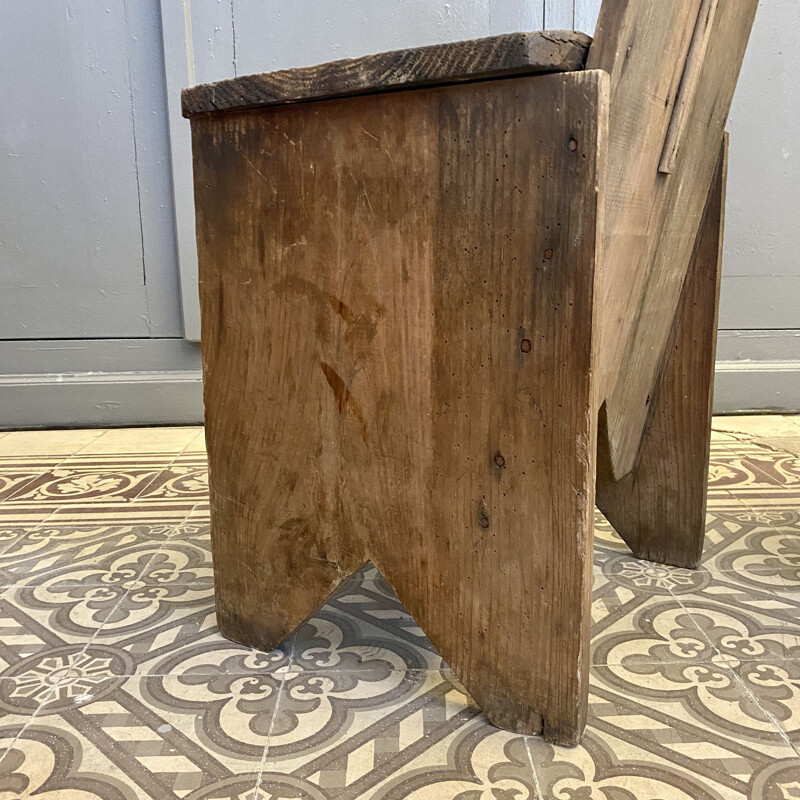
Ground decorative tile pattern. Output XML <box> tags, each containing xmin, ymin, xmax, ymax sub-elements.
<box><xmin>0</xmin><ymin>419</ymin><xmax>798</xmax><ymax>799</ymax></box>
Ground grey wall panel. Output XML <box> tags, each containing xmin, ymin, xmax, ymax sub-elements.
<box><xmin>126</xmin><ymin>0</ymin><xmax>185</xmax><ymax>337</ymax></box>
<box><xmin>719</xmin><ymin>276</ymin><xmax>800</xmax><ymax>331</ymax></box>
<box><xmin>544</xmin><ymin>0</ymin><xmax>576</xmax><ymax>30</ymax></box>
<box><xmin>1</xmin><ymin>3</ymin><xmax>143</xmax><ymax>294</ymax></box>
<box><xmin>231</xmin><ymin>0</ymin><xmax>545</xmax><ymax>77</ymax></box>
<box><xmin>544</xmin><ymin>0</ymin><xmax>602</xmax><ymax>34</ymax></box>
<box><xmin>723</xmin><ymin>0</ymin><xmax>799</xmax><ymax>288</ymax></box>
<box><xmin>0</xmin><ymin>287</ymin><xmax>151</xmax><ymax>339</ymax></box>
<box><xmin>573</xmin><ymin>0</ymin><xmax>601</xmax><ymax>33</ymax></box>
<box><xmin>0</xmin><ymin>0</ymin><xmax>183</xmax><ymax>340</ymax></box>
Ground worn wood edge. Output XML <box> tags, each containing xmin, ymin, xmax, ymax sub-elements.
<box><xmin>181</xmin><ymin>30</ymin><xmax>591</xmax><ymax>117</ymax></box>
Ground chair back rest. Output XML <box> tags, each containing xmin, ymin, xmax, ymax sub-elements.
<box><xmin>587</xmin><ymin>0</ymin><xmax>758</xmax><ymax>478</ymax></box>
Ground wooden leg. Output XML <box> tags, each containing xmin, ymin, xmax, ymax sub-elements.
<box><xmin>194</xmin><ymin>71</ymin><xmax>607</xmax><ymax>745</ymax></box>
<box><xmin>596</xmin><ymin>136</ymin><xmax>728</xmax><ymax>569</ymax></box>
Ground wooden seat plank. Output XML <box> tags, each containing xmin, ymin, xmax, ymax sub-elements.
<box><xmin>181</xmin><ymin>30</ymin><xmax>590</xmax><ymax>117</ymax></box>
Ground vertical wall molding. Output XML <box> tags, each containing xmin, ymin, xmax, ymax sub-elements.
<box><xmin>159</xmin><ymin>0</ymin><xmax>202</xmax><ymax>341</ymax></box>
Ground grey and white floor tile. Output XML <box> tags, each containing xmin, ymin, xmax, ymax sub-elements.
<box><xmin>0</xmin><ymin>419</ymin><xmax>798</xmax><ymax>798</ymax></box>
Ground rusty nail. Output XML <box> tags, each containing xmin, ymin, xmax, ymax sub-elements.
<box><xmin>544</xmin><ymin>248</ymin><xmax>553</xmax><ymax>259</ymax></box>
<box><xmin>494</xmin><ymin>454</ymin><xmax>505</xmax><ymax>467</ymax></box>
<box><xmin>569</xmin><ymin>138</ymin><xmax>578</xmax><ymax>151</ymax></box>
<box><xmin>520</xmin><ymin>339</ymin><xmax>532</xmax><ymax>353</ymax></box>
<box><xmin>480</xmin><ymin>517</ymin><xmax>490</xmax><ymax>529</ymax></box>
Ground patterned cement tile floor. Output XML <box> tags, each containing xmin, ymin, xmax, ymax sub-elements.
<box><xmin>0</xmin><ymin>418</ymin><xmax>799</xmax><ymax>798</ymax></box>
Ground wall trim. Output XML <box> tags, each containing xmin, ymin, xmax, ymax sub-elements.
<box><xmin>0</xmin><ymin>370</ymin><xmax>204</xmax><ymax>430</ymax></box>
<box><xmin>714</xmin><ymin>360</ymin><xmax>800</xmax><ymax>414</ymax></box>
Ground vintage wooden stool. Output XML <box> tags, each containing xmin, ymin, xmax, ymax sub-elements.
<box><xmin>183</xmin><ymin>0</ymin><xmax>757</xmax><ymax>745</ymax></box>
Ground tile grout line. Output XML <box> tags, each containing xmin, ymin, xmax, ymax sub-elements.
<box><xmin>726</xmin><ymin>661</ymin><xmax>798</xmax><ymax>756</ymax></box>
<box><xmin>251</xmin><ymin>670</ymin><xmax>292</xmax><ymax>800</ymax></box>
<box><xmin>666</xmin><ymin>584</ymin><xmax>797</xmax><ymax>753</ymax></box>
<box><xmin>523</xmin><ymin>735</ymin><xmax>545</xmax><ymax>799</ymax></box>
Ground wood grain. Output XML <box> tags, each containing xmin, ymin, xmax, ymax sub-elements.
<box><xmin>588</xmin><ymin>0</ymin><xmax>757</xmax><ymax>479</ymax></box>
<box><xmin>659</xmin><ymin>0</ymin><xmax>720</xmax><ymax>174</ymax></box>
<box><xmin>181</xmin><ymin>30</ymin><xmax>590</xmax><ymax>117</ymax></box>
<box><xmin>597</xmin><ymin>136</ymin><xmax>727</xmax><ymax>568</ymax></box>
<box><xmin>191</xmin><ymin>69</ymin><xmax>607</xmax><ymax>745</ymax></box>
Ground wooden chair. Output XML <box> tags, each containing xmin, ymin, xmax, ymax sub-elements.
<box><xmin>182</xmin><ymin>0</ymin><xmax>757</xmax><ymax>745</ymax></box>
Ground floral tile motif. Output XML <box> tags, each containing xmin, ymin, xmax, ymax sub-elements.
<box><xmin>0</xmin><ymin>421</ymin><xmax>798</xmax><ymax>798</ymax></box>
<box><xmin>0</xmin><ymin>522</ymin><xmax>178</xmax><ymax>587</ymax></box>
<box><xmin>0</xmin><ymin>673</ymin><xmax>267</xmax><ymax>799</ymax></box>
<box><xmin>259</xmin><ymin>669</ymin><xmax>537</xmax><ymax>800</ymax></box>
<box><xmin>707</xmin><ymin>438</ymin><xmax>800</xmax><ymax>512</ymax></box>
<box><xmin>702</xmin><ymin>507</ymin><xmax>800</xmax><ymax>584</ymax></box>
<box><xmin>0</xmin><ymin>451</ymin><xmax>207</xmax><ymax>529</ymax></box>
<box><xmin>81</xmin><ymin>576</ymin><xmax>292</xmax><ymax>680</ymax></box>
<box><xmin>137</xmin><ymin>537</ymin><xmax>214</xmax><ymax>586</ymax></box>
<box><xmin>529</xmin><ymin>672</ymin><xmax>799</xmax><ymax>800</ymax></box>
<box><xmin>5</xmin><ymin>463</ymin><xmax>170</xmax><ymax>506</ymax></box>
<box><xmin>291</xmin><ymin>581</ymin><xmax>446</xmax><ymax>675</ymax></box>
<box><xmin>733</xmin><ymin>658</ymin><xmax>800</xmax><ymax>749</ymax></box>
<box><xmin>671</xmin><ymin>577</ymin><xmax>800</xmax><ymax>664</ymax></box>
<box><xmin>0</xmin><ymin>527</ymin><xmax>34</xmax><ymax>563</ymax></box>
<box><xmin>0</xmin><ymin>585</ymin><xmax>122</xmax><ymax>671</ymax></box>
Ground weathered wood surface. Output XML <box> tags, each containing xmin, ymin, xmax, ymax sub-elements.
<box><xmin>192</xmin><ymin>70</ymin><xmax>608</xmax><ymax>745</ymax></box>
<box><xmin>181</xmin><ymin>30</ymin><xmax>590</xmax><ymax>117</ymax></box>
<box><xmin>588</xmin><ymin>0</ymin><xmax>757</xmax><ymax>479</ymax></box>
<box><xmin>597</xmin><ymin>136</ymin><xmax>727</xmax><ymax>568</ymax></box>
<box><xmin>659</xmin><ymin>0</ymin><xmax>719</xmax><ymax>175</ymax></box>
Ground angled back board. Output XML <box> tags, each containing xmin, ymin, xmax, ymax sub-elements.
<box><xmin>589</xmin><ymin>0</ymin><xmax>757</xmax><ymax>478</ymax></box>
